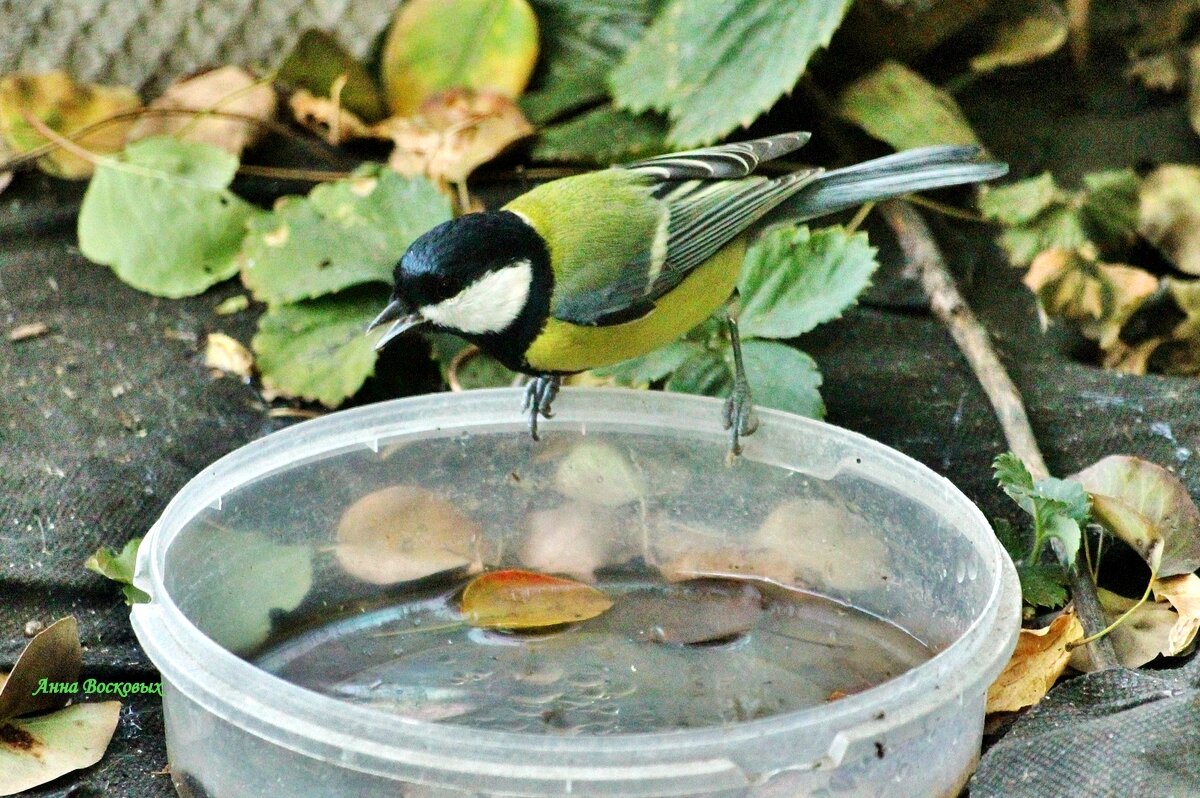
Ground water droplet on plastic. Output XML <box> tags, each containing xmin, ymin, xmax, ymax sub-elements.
<box><xmin>954</xmin><ymin>561</ymin><xmax>966</xmax><ymax>584</ymax></box>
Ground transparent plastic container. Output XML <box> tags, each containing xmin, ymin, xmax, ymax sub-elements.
<box><xmin>131</xmin><ymin>388</ymin><xmax>1020</xmax><ymax>798</ymax></box>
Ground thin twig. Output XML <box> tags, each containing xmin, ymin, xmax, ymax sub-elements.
<box><xmin>878</xmin><ymin>198</ymin><xmax>1120</xmax><ymax>671</ymax></box>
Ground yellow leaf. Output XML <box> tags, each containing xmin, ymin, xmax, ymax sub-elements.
<box><xmin>1071</xmin><ymin>588</ymin><xmax>1179</xmax><ymax>671</ymax></box>
<box><xmin>460</xmin><ymin>569</ymin><xmax>613</xmax><ymax>629</ymax></box>
<box><xmin>1140</xmin><ymin>164</ymin><xmax>1200</xmax><ymax>276</ymax></box>
<box><xmin>288</xmin><ymin>89</ymin><xmax>373</xmax><ymax>145</ymax></box>
<box><xmin>381</xmin><ymin>0</ymin><xmax>539</xmax><ymax>116</ymax></box>
<box><xmin>0</xmin><ymin>72</ymin><xmax>140</xmax><ymax>178</ymax></box>
<box><xmin>970</xmin><ymin>0</ymin><xmax>1069</xmax><ymax>73</ymax></box>
<box><xmin>986</xmin><ymin>609</ymin><xmax>1083</xmax><ymax>714</ymax></box>
<box><xmin>335</xmin><ymin>485</ymin><xmax>479</xmax><ymax>585</ymax></box>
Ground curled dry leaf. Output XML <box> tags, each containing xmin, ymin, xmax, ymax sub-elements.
<box><xmin>289</xmin><ymin>89</ymin><xmax>372</xmax><ymax>145</ymax></box>
<box><xmin>970</xmin><ymin>0</ymin><xmax>1069</xmax><ymax>73</ymax></box>
<box><xmin>986</xmin><ymin>608</ymin><xmax>1082</xmax><ymax>714</ymax></box>
<box><xmin>1128</xmin><ymin>52</ymin><xmax>1185</xmax><ymax>92</ymax></box>
<box><xmin>204</xmin><ymin>332</ymin><xmax>254</xmax><ymax>378</ymax></box>
<box><xmin>1070</xmin><ymin>588</ymin><xmax>1179</xmax><ymax>671</ymax></box>
<box><xmin>378</xmin><ymin>89</ymin><xmax>533</xmax><ymax>185</ymax></box>
<box><xmin>0</xmin><ymin>71</ymin><xmax>140</xmax><ymax>178</ymax></box>
<box><xmin>1152</xmin><ymin>572</ymin><xmax>1200</xmax><ymax>655</ymax></box>
<box><xmin>522</xmin><ymin>502</ymin><xmax>615</xmax><ymax>580</ymax></box>
<box><xmin>0</xmin><ymin>702</ymin><xmax>122</xmax><ymax>797</ymax></box>
<box><xmin>554</xmin><ymin>440</ymin><xmax>644</xmax><ymax>508</ymax></box>
<box><xmin>1023</xmin><ymin>246</ymin><xmax>1158</xmax><ymax>350</ymax></box>
<box><xmin>1071</xmin><ymin>455</ymin><xmax>1200</xmax><ymax>576</ymax></box>
<box><xmin>336</xmin><ymin>485</ymin><xmax>480</xmax><ymax>585</ymax></box>
<box><xmin>1139</xmin><ymin>164</ymin><xmax>1200</xmax><ymax>276</ymax></box>
<box><xmin>0</xmin><ymin>617</ymin><xmax>81</xmax><ymax>721</ymax></box>
<box><xmin>460</xmin><ymin>569</ymin><xmax>613</xmax><ymax>629</ymax></box>
<box><xmin>126</xmin><ymin>66</ymin><xmax>276</xmax><ymax>156</ymax></box>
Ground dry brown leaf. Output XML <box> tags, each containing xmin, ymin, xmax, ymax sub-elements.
<box><xmin>1152</xmin><ymin>572</ymin><xmax>1200</xmax><ymax>655</ymax></box>
<box><xmin>521</xmin><ymin>503</ymin><xmax>614</xmax><ymax>580</ymax></box>
<box><xmin>986</xmin><ymin>608</ymin><xmax>1083</xmax><ymax>714</ymax></box>
<box><xmin>288</xmin><ymin>88</ymin><xmax>372</xmax><ymax>145</ymax></box>
<box><xmin>376</xmin><ymin>89</ymin><xmax>533</xmax><ymax>185</ymax></box>
<box><xmin>1140</xmin><ymin>164</ymin><xmax>1200</xmax><ymax>275</ymax></box>
<box><xmin>1024</xmin><ymin>246</ymin><xmax>1158</xmax><ymax>350</ymax></box>
<box><xmin>1128</xmin><ymin>51</ymin><xmax>1185</xmax><ymax>92</ymax></box>
<box><xmin>1071</xmin><ymin>588</ymin><xmax>1179</xmax><ymax>671</ymax></box>
<box><xmin>204</xmin><ymin>333</ymin><xmax>253</xmax><ymax>378</ymax></box>
<box><xmin>0</xmin><ymin>702</ymin><xmax>121</xmax><ymax>796</ymax></box>
<box><xmin>126</xmin><ymin>66</ymin><xmax>276</xmax><ymax>156</ymax></box>
<box><xmin>1188</xmin><ymin>42</ymin><xmax>1200</xmax><ymax>138</ymax></box>
<box><xmin>0</xmin><ymin>136</ymin><xmax>12</xmax><ymax>195</ymax></box>
<box><xmin>1102</xmin><ymin>338</ymin><xmax>1163</xmax><ymax>375</ymax></box>
<box><xmin>0</xmin><ymin>72</ymin><xmax>140</xmax><ymax>178</ymax></box>
<box><xmin>335</xmin><ymin>485</ymin><xmax>480</xmax><ymax>585</ymax></box>
<box><xmin>0</xmin><ymin>617</ymin><xmax>81</xmax><ymax>721</ymax></box>
<box><xmin>7</xmin><ymin>322</ymin><xmax>50</xmax><ymax>342</ymax></box>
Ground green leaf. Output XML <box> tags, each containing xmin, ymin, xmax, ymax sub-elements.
<box><xmin>980</xmin><ymin>169</ymin><xmax>1140</xmax><ymax>266</ymax></box>
<box><xmin>78</xmin><ymin>137</ymin><xmax>260</xmax><ymax>298</ymax></box>
<box><xmin>595</xmin><ymin>340</ymin><xmax>703</xmax><ymax>385</ymax></box>
<box><xmin>977</xmin><ymin>173</ymin><xmax>1062</xmax><ymax>226</ymax></box>
<box><xmin>839</xmin><ymin>60</ymin><xmax>981</xmax><ymax>150</ymax></box>
<box><xmin>277</xmin><ymin>29</ymin><xmax>387</xmax><ymax>123</ymax></box>
<box><xmin>521</xmin><ymin>0</ymin><xmax>665</xmax><ymax>124</ymax></box>
<box><xmin>993</xmin><ymin>517</ymin><xmax>1029</xmax><ymax>561</ymax></box>
<box><xmin>969</xmin><ymin>0</ymin><xmax>1069</xmax><ymax>73</ymax></box>
<box><xmin>739</xmin><ymin>340</ymin><xmax>824</xmax><ymax>418</ymax></box>
<box><xmin>994</xmin><ymin>451</ymin><xmax>1036</xmax><ymax>495</ymax></box>
<box><xmin>239</xmin><ymin>166</ymin><xmax>451</xmax><ymax>306</ymax></box>
<box><xmin>531</xmin><ymin>106</ymin><xmax>669</xmax><ymax>165</ymax></box>
<box><xmin>611</xmin><ymin>0</ymin><xmax>853</xmax><ymax>147</ymax></box>
<box><xmin>737</xmin><ymin>225</ymin><xmax>879</xmax><ymax>340</ymax></box>
<box><xmin>665</xmin><ymin>348</ymin><xmax>732</xmax><ymax>397</ymax></box>
<box><xmin>426</xmin><ymin>333</ymin><xmax>517</xmax><ymax>388</ymax></box>
<box><xmin>84</xmin><ymin>538</ymin><xmax>149</xmax><ymax>605</ymax></box>
<box><xmin>1043</xmin><ymin>513</ymin><xmax>1082</xmax><ymax>564</ymax></box>
<box><xmin>1034</xmin><ymin>476</ymin><xmax>1091</xmax><ymax>525</ymax></box>
<box><xmin>0</xmin><ymin>703</ymin><xmax>121</xmax><ymax>796</ymax></box>
<box><xmin>253</xmin><ymin>289</ymin><xmax>386</xmax><ymax>407</ymax></box>
<box><xmin>381</xmin><ymin>0</ymin><xmax>540</xmax><ymax>116</ymax></box>
<box><xmin>176</xmin><ymin>527</ymin><xmax>313</xmax><ymax>653</ymax></box>
<box><xmin>1072</xmin><ymin>455</ymin><xmax>1200</xmax><ymax>577</ymax></box>
<box><xmin>1016</xmin><ymin>562</ymin><xmax>1069</xmax><ymax>609</ymax></box>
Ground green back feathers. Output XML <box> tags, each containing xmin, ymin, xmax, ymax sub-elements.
<box><xmin>505</xmin><ymin>170</ymin><xmax>663</xmax><ymax>319</ymax></box>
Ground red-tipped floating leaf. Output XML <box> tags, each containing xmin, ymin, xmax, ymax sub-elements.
<box><xmin>460</xmin><ymin>569</ymin><xmax>613</xmax><ymax>629</ymax></box>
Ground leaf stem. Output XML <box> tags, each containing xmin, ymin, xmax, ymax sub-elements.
<box><xmin>845</xmin><ymin>201</ymin><xmax>875</xmax><ymax>235</ymax></box>
<box><xmin>878</xmin><ymin>198</ymin><xmax>1120</xmax><ymax>670</ymax></box>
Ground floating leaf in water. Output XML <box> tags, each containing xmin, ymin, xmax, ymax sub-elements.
<box><xmin>336</xmin><ymin>485</ymin><xmax>480</xmax><ymax>585</ymax></box>
<box><xmin>126</xmin><ymin>66</ymin><xmax>277</xmax><ymax>155</ymax></box>
<box><xmin>381</xmin><ymin>0</ymin><xmax>539</xmax><ymax>116</ymax></box>
<box><xmin>555</xmin><ymin>441</ymin><xmax>645</xmax><ymax>507</ymax></box>
<box><xmin>0</xmin><ymin>702</ymin><xmax>121</xmax><ymax>796</ymax></box>
<box><xmin>460</xmin><ymin>569</ymin><xmax>613</xmax><ymax>629</ymax></box>
<box><xmin>1071</xmin><ymin>455</ymin><xmax>1200</xmax><ymax>576</ymax></box>
<box><xmin>986</xmin><ymin>608</ymin><xmax>1082</xmax><ymax>714</ymax></box>
<box><xmin>604</xmin><ymin>579</ymin><xmax>764</xmax><ymax>645</ymax></box>
<box><xmin>522</xmin><ymin>503</ymin><xmax>615</xmax><ymax>581</ymax></box>
<box><xmin>0</xmin><ymin>71</ymin><xmax>140</xmax><ymax>178</ymax></box>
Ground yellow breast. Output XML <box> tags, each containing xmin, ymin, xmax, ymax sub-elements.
<box><xmin>523</xmin><ymin>239</ymin><xmax>745</xmax><ymax>374</ymax></box>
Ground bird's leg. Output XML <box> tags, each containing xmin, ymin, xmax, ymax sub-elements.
<box><xmin>723</xmin><ymin>315</ymin><xmax>759</xmax><ymax>458</ymax></box>
<box><xmin>522</xmin><ymin>375</ymin><xmax>561</xmax><ymax>440</ymax></box>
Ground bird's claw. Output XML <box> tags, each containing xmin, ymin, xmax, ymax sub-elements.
<box><xmin>723</xmin><ymin>376</ymin><xmax>759</xmax><ymax>460</ymax></box>
<box><xmin>523</xmin><ymin>375</ymin><xmax>560</xmax><ymax>440</ymax></box>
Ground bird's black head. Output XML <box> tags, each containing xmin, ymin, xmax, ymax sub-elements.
<box><xmin>372</xmin><ymin>210</ymin><xmax>553</xmax><ymax>370</ymax></box>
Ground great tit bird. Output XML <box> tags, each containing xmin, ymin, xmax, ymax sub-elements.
<box><xmin>369</xmin><ymin>132</ymin><xmax>1006</xmax><ymax>453</ymax></box>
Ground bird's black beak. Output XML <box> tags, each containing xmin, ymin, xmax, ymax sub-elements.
<box><xmin>367</xmin><ymin>299</ymin><xmax>425</xmax><ymax>351</ymax></box>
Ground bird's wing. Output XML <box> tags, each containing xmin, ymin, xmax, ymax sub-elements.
<box><xmin>549</xmin><ymin>133</ymin><xmax>820</xmax><ymax>327</ymax></box>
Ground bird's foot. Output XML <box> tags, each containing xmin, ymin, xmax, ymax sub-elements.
<box><xmin>723</xmin><ymin>376</ymin><xmax>759</xmax><ymax>461</ymax></box>
<box><xmin>522</xmin><ymin>375</ymin><xmax>560</xmax><ymax>440</ymax></box>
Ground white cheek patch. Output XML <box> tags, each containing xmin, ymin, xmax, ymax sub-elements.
<box><xmin>420</xmin><ymin>260</ymin><xmax>533</xmax><ymax>334</ymax></box>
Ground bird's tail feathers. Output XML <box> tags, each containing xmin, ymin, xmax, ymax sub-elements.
<box><xmin>778</xmin><ymin>145</ymin><xmax>1008</xmax><ymax>222</ymax></box>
